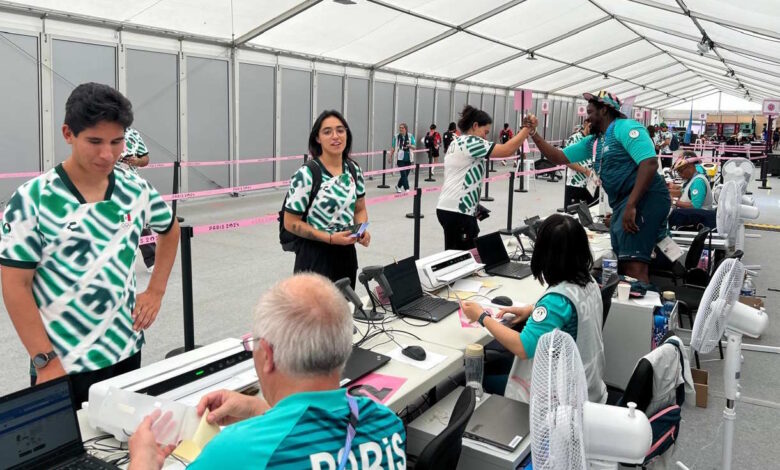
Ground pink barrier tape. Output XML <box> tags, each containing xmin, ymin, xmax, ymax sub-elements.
<box><xmin>515</xmin><ymin>164</ymin><xmax>567</xmax><ymax>177</ymax></box>
<box><xmin>162</xmin><ymin>179</ymin><xmax>290</xmax><ymax>202</ymax></box>
<box><xmin>0</xmin><ymin>171</ymin><xmax>42</xmax><ymax>180</ymax></box>
<box><xmin>422</xmin><ymin>185</ymin><xmax>443</xmax><ymax>194</ymax></box>
<box><xmin>484</xmin><ymin>172</ymin><xmax>512</xmax><ymax>184</ymax></box>
<box><xmin>364</xmin><ymin>190</ymin><xmax>416</xmax><ymax>206</ymax></box>
<box><xmin>142</xmin><ymin>162</ymin><xmax>175</xmax><ymax>169</ymax></box>
<box><xmin>193</xmin><ymin>213</ymin><xmax>279</xmax><ymax>236</ymax></box>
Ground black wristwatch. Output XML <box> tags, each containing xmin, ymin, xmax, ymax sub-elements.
<box><xmin>32</xmin><ymin>350</ymin><xmax>57</xmax><ymax>370</ymax></box>
<box><xmin>478</xmin><ymin>311</ymin><xmax>489</xmax><ymax>327</ymax></box>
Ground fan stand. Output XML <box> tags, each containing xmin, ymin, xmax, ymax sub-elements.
<box><xmin>720</xmin><ymin>330</ymin><xmax>743</xmax><ymax>470</ymax></box>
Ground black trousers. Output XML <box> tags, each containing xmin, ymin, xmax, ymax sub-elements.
<box><xmin>564</xmin><ymin>185</ymin><xmax>599</xmax><ymax>208</ymax></box>
<box><xmin>437</xmin><ymin>209</ymin><xmax>479</xmax><ymax>251</ymax></box>
<box><xmin>31</xmin><ymin>351</ymin><xmax>142</xmax><ymax>409</ymax></box>
<box><xmin>294</xmin><ymin>238</ymin><xmax>359</xmax><ymax>288</ymax></box>
<box><xmin>660</xmin><ymin>153</ymin><xmax>673</xmax><ymax>168</ymax></box>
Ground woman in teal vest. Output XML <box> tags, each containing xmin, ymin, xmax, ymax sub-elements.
<box><xmin>525</xmin><ymin>90</ymin><xmax>671</xmax><ymax>284</ymax></box>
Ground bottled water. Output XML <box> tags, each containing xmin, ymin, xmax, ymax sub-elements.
<box><xmin>602</xmin><ymin>250</ymin><xmax>618</xmax><ymax>283</ymax></box>
<box><xmin>741</xmin><ymin>275</ymin><xmax>756</xmax><ymax>297</ymax></box>
<box><xmin>464</xmin><ymin>344</ymin><xmax>484</xmax><ymax>399</ymax></box>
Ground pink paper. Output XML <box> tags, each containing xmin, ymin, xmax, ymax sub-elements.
<box><xmin>347</xmin><ymin>373</ymin><xmax>407</xmax><ymax>404</ymax></box>
<box><xmin>458</xmin><ymin>306</ymin><xmax>496</xmax><ymax>329</ymax></box>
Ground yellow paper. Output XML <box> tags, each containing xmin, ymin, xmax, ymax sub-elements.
<box><xmin>172</xmin><ymin>408</ymin><xmax>221</xmax><ymax>463</ymax></box>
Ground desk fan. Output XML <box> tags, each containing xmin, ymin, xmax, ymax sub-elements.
<box><xmin>689</xmin><ymin>258</ymin><xmax>768</xmax><ymax>470</ymax></box>
<box><xmin>530</xmin><ymin>330</ymin><xmax>651</xmax><ymax>469</ymax></box>
<box><xmin>721</xmin><ymin>157</ymin><xmax>754</xmax><ymax>187</ymax></box>
<box><xmin>716</xmin><ymin>180</ymin><xmax>759</xmax><ymax>252</ymax></box>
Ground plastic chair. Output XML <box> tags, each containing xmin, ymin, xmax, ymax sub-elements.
<box><xmin>412</xmin><ymin>387</ymin><xmax>476</xmax><ymax>470</ymax></box>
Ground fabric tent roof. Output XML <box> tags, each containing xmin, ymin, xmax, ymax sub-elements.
<box><xmin>4</xmin><ymin>0</ymin><xmax>779</xmax><ymax>109</ymax></box>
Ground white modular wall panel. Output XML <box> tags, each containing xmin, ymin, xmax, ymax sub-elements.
<box><xmin>238</xmin><ymin>62</ymin><xmax>275</xmax><ymax>184</ymax></box>
<box><xmin>346</xmin><ymin>77</ymin><xmax>370</xmax><ymax>169</ymax></box>
<box><xmin>316</xmin><ymin>73</ymin><xmax>343</xmax><ymax>114</ymax></box>
<box><xmin>279</xmin><ymin>68</ymin><xmax>312</xmax><ymax>179</ymax></box>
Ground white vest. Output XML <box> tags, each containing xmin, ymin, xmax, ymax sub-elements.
<box><xmin>505</xmin><ymin>279</ymin><xmax>607</xmax><ymax>404</ymax></box>
<box><xmin>679</xmin><ymin>173</ymin><xmax>713</xmax><ymax>210</ymax></box>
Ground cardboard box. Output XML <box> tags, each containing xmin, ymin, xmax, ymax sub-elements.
<box><xmin>739</xmin><ymin>296</ymin><xmax>764</xmax><ymax>310</ymax></box>
<box><xmin>691</xmin><ymin>368</ymin><xmax>709</xmax><ymax>408</ymax></box>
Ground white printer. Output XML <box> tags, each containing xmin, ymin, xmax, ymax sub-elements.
<box><xmin>415</xmin><ymin>249</ymin><xmax>484</xmax><ymax>291</ymax></box>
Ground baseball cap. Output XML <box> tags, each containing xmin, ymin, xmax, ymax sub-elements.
<box><xmin>582</xmin><ymin>90</ymin><xmax>626</xmax><ymax>118</ymax></box>
<box><xmin>660</xmin><ymin>122</ymin><xmax>668</xmax><ymax>128</ymax></box>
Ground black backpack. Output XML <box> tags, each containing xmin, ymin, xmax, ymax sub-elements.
<box><xmin>669</xmin><ymin>133</ymin><xmax>680</xmax><ymax>151</ymax></box>
<box><xmin>278</xmin><ymin>158</ymin><xmax>358</xmax><ymax>252</ymax></box>
<box><xmin>443</xmin><ymin>131</ymin><xmax>455</xmax><ymax>153</ymax></box>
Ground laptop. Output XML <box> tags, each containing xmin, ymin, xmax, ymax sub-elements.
<box><xmin>464</xmin><ymin>394</ymin><xmax>530</xmax><ymax>452</ymax></box>
<box><xmin>341</xmin><ymin>346</ymin><xmax>391</xmax><ymax>386</ymax></box>
<box><xmin>384</xmin><ymin>257</ymin><xmax>459</xmax><ymax>322</ymax></box>
<box><xmin>576</xmin><ymin>201</ymin><xmax>609</xmax><ymax>233</ymax></box>
<box><xmin>0</xmin><ymin>377</ymin><xmax>118</xmax><ymax>470</ymax></box>
<box><xmin>475</xmin><ymin>231</ymin><xmax>532</xmax><ymax>280</ymax></box>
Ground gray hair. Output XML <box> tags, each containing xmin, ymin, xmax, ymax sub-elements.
<box><xmin>253</xmin><ymin>273</ymin><xmax>353</xmax><ymax>376</ymax></box>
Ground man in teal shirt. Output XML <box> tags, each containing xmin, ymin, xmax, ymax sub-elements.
<box><xmin>671</xmin><ymin>152</ymin><xmax>713</xmax><ymax>210</ymax></box>
<box><xmin>525</xmin><ymin>90</ymin><xmax>670</xmax><ymax>283</ymax></box>
<box><xmin>128</xmin><ymin>273</ymin><xmax>406</xmax><ymax>470</ymax></box>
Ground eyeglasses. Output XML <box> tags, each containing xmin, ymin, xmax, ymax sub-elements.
<box><xmin>320</xmin><ymin>126</ymin><xmax>347</xmax><ymax>137</ymax></box>
<box><xmin>240</xmin><ymin>334</ymin><xmax>261</xmax><ymax>352</ymax></box>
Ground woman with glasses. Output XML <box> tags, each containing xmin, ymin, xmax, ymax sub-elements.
<box><xmin>283</xmin><ymin>110</ymin><xmax>369</xmax><ymax>288</ymax></box>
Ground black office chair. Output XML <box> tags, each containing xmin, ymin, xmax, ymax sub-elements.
<box><xmin>650</xmin><ymin>227</ymin><xmax>712</xmax><ymax>291</ymax></box>
<box><xmin>411</xmin><ymin>387</ymin><xmax>476</xmax><ymax>470</ymax></box>
<box><xmin>601</xmin><ymin>272</ymin><xmax>620</xmax><ymax>325</ymax></box>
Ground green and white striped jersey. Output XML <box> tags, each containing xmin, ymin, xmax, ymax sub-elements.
<box><xmin>119</xmin><ymin>128</ymin><xmax>148</xmax><ymax>166</ymax></box>
<box><xmin>437</xmin><ymin>135</ymin><xmax>494</xmax><ymax>216</ymax></box>
<box><xmin>284</xmin><ymin>159</ymin><xmax>365</xmax><ymax>233</ymax></box>
<box><xmin>564</xmin><ymin>131</ymin><xmax>593</xmax><ymax>188</ymax></box>
<box><xmin>0</xmin><ymin>164</ymin><xmax>174</xmax><ymax>373</ymax></box>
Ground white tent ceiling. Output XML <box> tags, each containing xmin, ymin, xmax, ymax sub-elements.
<box><xmin>3</xmin><ymin>0</ymin><xmax>779</xmax><ymax>109</ymax></box>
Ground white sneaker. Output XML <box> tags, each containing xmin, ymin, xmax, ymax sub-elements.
<box><xmin>396</xmin><ymin>186</ymin><xmax>403</xmax><ymax>193</ymax></box>
<box><xmin>501</xmin><ymin>160</ymin><xmax>507</xmax><ymax>166</ymax></box>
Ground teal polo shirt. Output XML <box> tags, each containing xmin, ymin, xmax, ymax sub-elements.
<box><xmin>563</xmin><ymin>119</ymin><xmax>667</xmax><ymax>209</ymax></box>
<box><xmin>687</xmin><ymin>177</ymin><xmax>709</xmax><ymax>209</ymax></box>
<box><xmin>520</xmin><ymin>293</ymin><xmax>577</xmax><ymax>357</ymax></box>
<box><xmin>191</xmin><ymin>390</ymin><xmax>406</xmax><ymax>470</ymax></box>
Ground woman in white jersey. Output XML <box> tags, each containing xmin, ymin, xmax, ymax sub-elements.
<box><xmin>462</xmin><ymin>214</ymin><xmax>607</xmax><ymax>404</ymax></box>
<box><xmin>436</xmin><ymin>105</ymin><xmax>534</xmax><ymax>249</ymax></box>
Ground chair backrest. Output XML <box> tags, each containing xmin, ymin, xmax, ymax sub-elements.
<box><xmin>601</xmin><ymin>273</ymin><xmax>620</xmax><ymax>325</ymax></box>
<box><xmin>415</xmin><ymin>387</ymin><xmax>476</xmax><ymax>470</ymax></box>
<box><xmin>684</xmin><ymin>227</ymin><xmax>712</xmax><ymax>271</ymax></box>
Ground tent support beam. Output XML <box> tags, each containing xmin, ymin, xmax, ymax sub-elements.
<box><xmin>233</xmin><ymin>0</ymin><xmax>322</xmax><ymax>46</ymax></box>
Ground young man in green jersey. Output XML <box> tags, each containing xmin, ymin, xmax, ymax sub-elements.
<box><xmin>0</xmin><ymin>82</ymin><xmax>179</xmax><ymax>406</ymax></box>
<box><xmin>128</xmin><ymin>274</ymin><xmax>406</xmax><ymax>470</ymax></box>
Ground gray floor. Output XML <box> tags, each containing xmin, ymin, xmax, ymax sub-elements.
<box><xmin>1</xmin><ymin>165</ymin><xmax>779</xmax><ymax>468</ymax></box>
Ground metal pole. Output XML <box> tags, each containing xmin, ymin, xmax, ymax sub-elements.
<box><xmin>171</xmin><ymin>160</ymin><xmax>181</xmax><ymax>219</ymax></box>
<box><xmin>759</xmin><ymin>115</ymin><xmax>772</xmax><ymax>189</ymax></box>
<box><xmin>481</xmin><ymin>158</ymin><xmax>494</xmax><ymax>202</ymax></box>
<box><xmin>488</xmin><ymin>155</ymin><xmax>496</xmax><ymax>173</ymax></box>
<box><xmin>303</xmin><ymin>153</ymin><xmax>308</xmax><ymax>164</ymax></box>
<box><xmin>425</xmin><ymin>149</ymin><xmax>435</xmax><ymax>182</ymax></box>
<box><xmin>507</xmin><ymin>172</ymin><xmax>515</xmax><ymax>231</ymax></box>
<box><xmin>516</xmin><ymin>91</ymin><xmax>528</xmax><ymax>193</ymax></box>
<box><xmin>378</xmin><ymin>150</ymin><xmax>390</xmax><ymax>188</ymax></box>
<box><xmin>165</xmin><ymin>225</ymin><xmax>197</xmax><ymax>357</ymax></box>
<box><xmin>413</xmin><ymin>188</ymin><xmax>422</xmax><ymax>260</ymax></box>
<box><xmin>406</xmin><ymin>163</ymin><xmax>423</xmax><ymax>219</ymax></box>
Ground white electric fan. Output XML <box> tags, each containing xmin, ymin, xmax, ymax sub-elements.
<box><xmin>721</xmin><ymin>157</ymin><xmax>754</xmax><ymax>188</ymax></box>
<box><xmin>689</xmin><ymin>258</ymin><xmax>768</xmax><ymax>470</ymax></box>
<box><xmin>530</xmin><ymin>330</ymin><xmax>652</xmax><ymax>468</ymax></box>
<box><xmin>716</xmin><ymin>180</ymin><xmax>759</xmax><ymax>252</ymax></box>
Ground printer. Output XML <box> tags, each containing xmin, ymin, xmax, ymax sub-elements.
<box><xmin>416</xmin><ymin>250</ymin><xmax>484</xmax><ymax>291</ymax></box>
<box><xmin>87</xmin><ymin>338</ymin><xmax>258</xmax><ymax>439</ymax></box>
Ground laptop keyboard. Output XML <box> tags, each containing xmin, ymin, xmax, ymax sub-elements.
<box><xmin>55</xmin><ymin>455</ymin><xmax>116</xmax><ymax>470</ymax></box>
<box><xmin>491</xmin><ymin>263</ymin><xmax>532</xmax><ymax>278</ymax></box>
<box><xmin>405</xmin><ymin>296</ymin><xmax>448</xmax><ymax>313</ymax></box>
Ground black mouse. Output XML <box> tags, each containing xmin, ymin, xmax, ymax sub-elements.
<box><xmin>401</xmin><ymin>345</ymin><xmax>427</xmax><ymax>361</ymax></box>
<box><xmin>492</xmin><ymin>295</ymin><xmax>513</xmax><ymax>306</ymax></box>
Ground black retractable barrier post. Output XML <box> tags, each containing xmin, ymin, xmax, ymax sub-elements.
<box><xmin>165</xmin><ymin>225</ymin><xmax>198</xmax><ymax>358</ymax></box>
<box><xmin>507</xmin><ymin>172</ymin><xmax>515</xmax><ymax>231</ymax></box>
<box><xmin>303</xmin><ymin>153</ymin><xmax>308</xmax><ymax>164</ymax></box>
<box><xmin>425</xmin><ymin>149</ymin><xmax>436</xmax><ymax>182</ymax></box>
<box><xmin>413</xmin><ymin>188</ymin><xmax>422</xmax><ymax>260</ymax></box>
<box><xmin>759</xmin><ymin>116</ymin><xmax>773</xmax><ymax>189</ymax></box>
<box><xmin>516</xmin><ymin>152</ymin><xmax>528</xmax><ymax>193</ymax></box>
<box><xmin>171</xmin><ymin>160</ymin><xmax>181</xmax><ymax>219</ymax></box>
<box><xmin>489</xmin><ymin>155</ymin><xmax>496</xmax><ymax>173</ymax></box>
<box><xmin>481</xmin><ymin>158</ymin><xmax>494</xmax><ymax>202</ymax></box>
<box><xmin>378</xmin><ymin>150</ymin><xmax>390</xmax><ymax>188</ymax></box>
<box><xmin>406</xmin><ymin>163</ymin><xmax>424</xmax><ymax>219</ymax></box>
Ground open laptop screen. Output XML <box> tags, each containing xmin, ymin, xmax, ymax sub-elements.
<box><xmin>577</xmin><ymin>201</ymin><xmax>594</xmax><ymax>226</ymax></box>
<box><xmin>0</xmin><ymin>377</ymin><xmax>82</xmax><ymax>469</ymax></box>
<box><xmin>475</xmin><ymin>232</ymin><xmax>510</xmax><ymax>268</ymax></box>
<box><xmin>384</xmin><ymin>257</ymin><xmax>423</xmax><ymax>308</ymax></box>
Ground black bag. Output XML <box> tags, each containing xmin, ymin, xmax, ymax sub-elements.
<box><xmin>278</xmin><ymin>158</ymin><xmax>358</xmax><ymax>252</ymax></box>
<box><xmin>424</xmin><ymin>132</ymin><xmax>433</xmax><ymax>150</ymax></box>
<box><xmin>443</xmin><ymin>131</ymin><xmax>455</xmax><ymax>153</ymax></box>
<box><xmin>669</xmin><ymin>133</ymin><xmax>680</xmax><ymax>151</ymax></box>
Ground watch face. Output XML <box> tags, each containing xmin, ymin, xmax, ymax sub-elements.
<box><xmin>32</xmin><ymin>354</ymin><xmax>48</xmax><ymax>368</ymax></box>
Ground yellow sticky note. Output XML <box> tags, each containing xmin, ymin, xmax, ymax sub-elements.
<box><xmin>172</xmin><ymin>409</ymin><xmax>221</xmax><ymax>463</ymax></box>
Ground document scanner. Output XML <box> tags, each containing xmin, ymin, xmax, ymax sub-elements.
<box><xmin>416</xmin><ymin>250</ymin><xmax>484</xmax><ymax>291</ymax></box>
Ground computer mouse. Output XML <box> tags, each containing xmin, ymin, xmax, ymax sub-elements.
<box><xmin>401</xmin><ymin>345</ymin><xmax>427</xmax><ymax>361</ymax></box>
<box><xmin>492</xmin><ymin>295</ymin><xmax>513</xmax><ymax>306</ymax></box>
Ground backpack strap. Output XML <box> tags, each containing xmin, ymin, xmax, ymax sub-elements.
<box><xmin>665</xmin><ymin>338</ymin><xmax>686</xmax><ymax>406</ymax></box>
<box><xmin>302</xmin><ymin>159</ymin><xmax>323</xmax><ymax>218</ymax></box>
<box><xmin>344</xmin><ymin>158</ymin><xmax>359</xmax><ymax>187</ymax></box>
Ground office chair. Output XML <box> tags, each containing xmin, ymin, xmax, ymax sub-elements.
<box><xmin>411</xmin><ymin>387</ymin><xmax>476</xmax><ymax>470</ymax></box>
<box><xmin>650</xmin><ymin>227</ymin><xmax>712</xmax><ymax>291</ymax></box>
<box><xmin>600</xmin><ymin>273</ymin><xmax>620</xmax><ymax>326</ymax></box>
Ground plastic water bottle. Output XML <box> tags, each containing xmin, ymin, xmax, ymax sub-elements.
<box><xmin>602</xmin><ymin>250</ymin><xmax>618</xmax><ymax>283</ymax></box>
<box><xmin>741</xmin><ymin>275</ymin><xmax>756</xmax><ymax>297</ymax></box>
<box><xmin>662</xmin><ymin>291</ymin><xmax>676</xmax><ymax>317</ymax></box>
<box><xmin>652</xmin><ymin>311</ymin><xmax>667</xmax><ymax>349</ymax></box>
<box><xmin>464</xmin><ymin>344</ymin><xmax>484</xmax><ymax>399</ymax></box>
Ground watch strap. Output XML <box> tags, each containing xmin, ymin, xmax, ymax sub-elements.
<box><xmin>478</xmin><ymin>311</ymin><xmax>489</xmax><ymax>327</ymax></box>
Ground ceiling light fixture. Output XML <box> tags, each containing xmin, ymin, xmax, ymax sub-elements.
<box><xmin>333</xmin><ymin>0</ymin><xmax>357</xmax><ymax>4</ymax></box>
<box><xmin>696</xmin><ymin>36</ymin><xmax>712</xmax><ymax>55</ymax></box>
<box><xmin>603</xmin><ymin>73</ymin><xmax>609</xmax><ymax>79</ymax></box>
<box><xmin>527</xmin><ymin>51</ymin><xmax>537</xmax><ymax>60</ymax></box>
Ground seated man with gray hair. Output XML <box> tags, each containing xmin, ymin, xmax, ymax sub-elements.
<box><xmin>128</xmin><ymin>273</ymin><xmax>406</xmax><ymax>469</ymax></box>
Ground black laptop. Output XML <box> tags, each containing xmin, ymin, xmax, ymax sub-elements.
<box><xmin>384</xmin><ymin>257</ymin><xmax>459</xmax><ymax>322</ymax></box>
<box><xmin>341</xmin><ymin>346</ymin><xmax>391</xmax><ymax>386</ymax></box>
<box><xmin>475</xmin><ymin>231</ymin><xmax>532</xmax><ymax>280</ymax></box>
<box><xmin>0</xmin><ymin>377</ymin><xmax>118</xmax><ymax>470</ymax></box>
<box><xmin>576</xmin><ymin>201</ymin><xmax>609</xmax><ymax>233</ymax></box>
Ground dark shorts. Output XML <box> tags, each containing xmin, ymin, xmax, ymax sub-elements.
<box><xmin>610</xmin><ymin>192</ymin><xmax>671</xmax><ymax>263</ymax></box>
<box><xmin>431</xmin><ymin>148</ymin><xmax>440</xmax><ymax>158</ymax></box>
<box><xmin>437</xmin><ymin>209</ymin><xmax>479</xmax><ymax>250</ymax></box>
<box><xmin>294</xmin><ymin>237</ymin><xmax>359</xmax><ymax>288</ymax></box>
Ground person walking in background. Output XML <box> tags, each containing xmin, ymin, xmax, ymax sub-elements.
<box><xmin>443</xmin><ymin>121</ymin><xmax>457</xmax><ymax>154</ymax></box>
<box><xmin>119</xmin><ymin>127</ymin><xmax>156</xmax><ymax>273</ymax></box>
<box><xmin>773</xmin><ymin>128</ymin><xmax>779</xmax><ymax>150</ymax></box>
<box><xmin>498</xmin><ymin>123</ymin><xmax>514</xmax><ymax>165</ymax></box>
<box><xmin>423</xmin><ymin>124</ymin><xmax>442</xmax><ymax>174</ymax></box>
<box><xmin>656</xmin><ymin>123</ymin><xmax>673</xmax><ymax>169</ymax></box>
<box><xmin>283</xmin><ymin>110</ymin><xmax>370</xmax><ymax>289</ymax></box>
<box><xmin>436</xmin><ymin>105</ymin><xmax>534</xmax><ymax>250</ymax></box>
<box><xmin>389</xmin><ymin>123</ymin><xmax>415</xmax><ymax>193</ymax></box>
